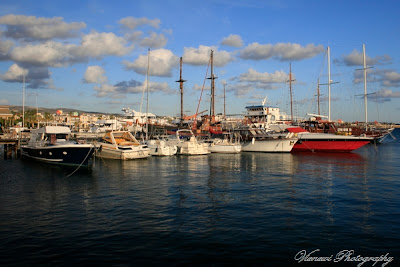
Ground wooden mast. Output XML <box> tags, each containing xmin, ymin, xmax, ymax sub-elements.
<box><xmin>207</xmin><ymin>50</ymin><xmax>217</xmax><ymax>122</ymax></box>
<box><xmin>317</xmin><ymin>79</ymin><xmax>321</xmax><ymax>115</ymax></box>
<box><xmin>223</xmin><ymin>83</ymin><xmax>226</xmax><ymax>118</ymax></box>
<box><xmin>288</xmin><ymin>63</ymin><xmax>295</xmax><ymax>122</ymax></box>
<box><xmin>175</xmin><ymin>57</ymin><xmax>186</xmax><ymax>126</ymax></box>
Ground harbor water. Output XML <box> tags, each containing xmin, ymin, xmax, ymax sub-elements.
<box><xmin>0</xmin><ymin>138</ymin><xmax>399</xmax><ymax>265</ymax></box>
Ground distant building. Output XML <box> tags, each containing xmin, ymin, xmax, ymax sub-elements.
<box><xmin>0</xmin><ymin>106</ymin><xmax>13</xmax><ymax>120</ymax></box>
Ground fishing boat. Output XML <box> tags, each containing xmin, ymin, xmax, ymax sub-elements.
<box><xmin>168</xmin><ymin>129</ymin><xmax>210</xmax><ymax>155</ymax></box>
<box><xmin>21</xmin><ymin>126</ymin><xmax>94</xmax><ymax>166</ymax></box>
<box><xmin>240</xmin><ymin>128</ymin><xmax>298</xmax><ymax>153</ymax></box>
<box><xmin>96</xmin><ymin>131</ymin><xmax>150</xmax><ymax>160</ymax></box>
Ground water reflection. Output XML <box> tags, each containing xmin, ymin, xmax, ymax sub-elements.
<box><xmin>1</xmin><ymin>145</ymin><xmax>399</xmax><ymax>264</ymax></box>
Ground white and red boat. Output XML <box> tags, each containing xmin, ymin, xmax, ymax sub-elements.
<box><xmin>287</xmin><ymin>127</ymin><xmax>372</xmax><ymax>153</ymax></box>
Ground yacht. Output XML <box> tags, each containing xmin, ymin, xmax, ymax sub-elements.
<box><xmin>21</xmin><ymin>126</ymin><xmax>94</xmax><ymax>166</ymax></box>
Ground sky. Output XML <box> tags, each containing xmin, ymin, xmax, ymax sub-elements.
<box><xmin>0</xmin><ymin>0</ymin><xmax>400</xmax><ymax>123</ymax></box>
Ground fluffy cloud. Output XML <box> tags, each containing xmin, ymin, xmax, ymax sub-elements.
<box><xmin>183</xmin><ymin>45</ymin><xmax>233</xmax><ymax>67</ymax></box>
<box><xmin>337</xmin><ymin>49</ymin><xmax>392</xmax><ymax>66</ymax></box>
<box><xmin>0</xmin><ymin>14</ymin><xmax>85</xmax><ymax>41</ymax></box>
<box><xmin>221</xmin><ymin>34</ymin><xmax>243</xmax><ymax>47</ymax></box>
<box><xmin>239</xmin><ymin>42</ymin><xmax>324</xmax><ymax>61</ymax></box>
<box><xmin>83</xmin><ymin>66</ymin><xmax>108</xmax><ymax>84</ymax></box>
<box><xmin>70</xmin><ymin>31</ymin><xmax>134</xmax><ymax>59</ymax></box>
<box><xmin>239</xmin><ymin>69</ymin><xmax>289</xmax><ymax>84</ymax></box>
<box><xmin>10</xmin><ymin>41</ymin><xmax>73</xmax><ymax>67</ymax></box>
<box><xmin>0</xmin><ymin>39</ymin><xmax>14</xmax><ymax>60</ymax></box>
<box><xmin>353</xmin><ymin>69</ymin><xmax>400</xmax><ymax>87</ymax></box>
<box><xmin>370</xmin><ymin>88</ymin><xmax>400</xmax><ymax>102</ymax></box>
<box><xmin>119</xmin><ymin>16</ymin><xmax>160</xmax><ymax>30</ymax></box>
<box><xmin>94</xmin><ymin>79</ymin><xmax>172</xmax><ymax>98</ymax></box>
<box><xmin>139</xmin><ymin>32</ymin><xmax>167</xmax><ymax>49</ymax></box>
<box><xmin>0</xmin><ymin>63</ymin><xmax>28</xmax><ymax>81</ymax></box>
<box><xmin>9</xmin><ymin>32</ymin><xmax>133</xmax><ymax>67</ymax></box>
<box><xmin>123</xmin><ymin>48</ymin><xmax>179</xmax><ymax>77</ymax></box>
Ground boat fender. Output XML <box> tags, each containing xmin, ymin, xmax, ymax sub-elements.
<box><xmin>252</xmin><ymin>137</ymin><xmax>255</xmax><ymax>145</ymax></box>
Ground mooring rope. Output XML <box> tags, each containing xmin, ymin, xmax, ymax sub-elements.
<box><xmin>66</xmin><ymin>145</ymin><xmax>94</xmax><ymax>178</ymax></box>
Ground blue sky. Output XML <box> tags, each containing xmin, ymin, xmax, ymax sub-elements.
<box><xmin>1</xmin><ymin>0</ymin><xmax>400</xmax><ymax>123</ymax></box>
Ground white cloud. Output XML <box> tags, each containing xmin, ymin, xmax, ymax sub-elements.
<box><xmin>119</xmin><ymin>16</ymin><xmax>160</xmax><ymax>30</ymax></box>
<box><xmin>84</xmin><ymin>66</ymin><xmax>108</xmax><ymax>84</ymax></box>
<box><xmin>0</xmin><ymin>39</ymin><xmax>14</xmax><ymax>59</ymax></box>
<box><xmin>0</xmin><ymin>99</ymin><xmax>9</xmax><ymax>105</ymax></box>
<box><xmin>370</xmin><ymin>88</ymin><xmax>400</xmax><ymax>102</ymax></box>
<box><xmin>10</xmin><ymin>41</ymin><xmax>72</xmax><ymax>67</ymax></box>
<box><xmin>123</xmin><ymin>48</ymin><xmax>179</xmax><ymax>77</ymax></box>
<box><xmin>221</xmin><ymin>34</ymin><xmax>243</xmax><ymax>47</ymax></box>
<box><xmin>139</xmin><ymin>32</ymin><xmax>167</xmax><ymax>49</ymax></box>
<box><xmin>239</xmin><ymin>69</ymin><xmax>289</xmax><ymax>84</ymax></box>
<box><xmin>71</xmin><ymin>31</ymin><xmax>134</xmax><ymax>59</ymax></box>
<box><xmin>94</xmin><ymin>84</ymin><xmax>117</xmax><ymax>98</ymax></box>
<box><xmin>9</xmin><ymin>32</ymin><xmax>134</xmax><ymax>67</ymax></box>
<box><xmin>183</xmin><ymin>45</ymin><xmax>233</xmax><ymax>67</ymax></box>
<box><xmin>93</xmin><ymin>79</ymin><xmax>172</xmax><ymax>98</ymax></box>
<box><xmin>0</xmin><ymin>63</ymin><xmax>28</xmax><ymax>81</ymax></box>
<box><xmin>239</xmin><ymin>42</ymin><xmax>324</xmax><ymax>61</ymax></box>
<box><xmin>0</xmin><ymin>14</ymin><xmax>85</xmax><ymax>41</ymax></box>
<box><xmin>382</xmin><ymin>70</ymin><xmax>400</xmax><ymax>87</ymax></box>
<box><xmin>339</xmin><ymin>49</ymin><xmax>392</xmax><ymax>66</ymax></box>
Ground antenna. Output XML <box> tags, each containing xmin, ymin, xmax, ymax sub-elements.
<box><xmin>262</xmin><ymin>96</ymin><xmax>267</xmax><ymax>106</ymax></box>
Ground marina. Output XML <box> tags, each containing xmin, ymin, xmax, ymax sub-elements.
<box><xmin>1</xmin><ymin>2</ymin><xmax>400</xmax><ymax>264</ymax></box>
<box><xmin>0</xmin><ymin>135</ymin><xmax>399</xmax><ymax>265</ymax></box>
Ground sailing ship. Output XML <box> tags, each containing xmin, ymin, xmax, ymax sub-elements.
<box><xmin>289</xmin><ymin>46</ymin><xmax>373</xmax><ymax>152</ymax></box>
<box><xmin>21</xmin><ymin>126</ymin><xmax>94</xmax><ymax>166</ymax></box>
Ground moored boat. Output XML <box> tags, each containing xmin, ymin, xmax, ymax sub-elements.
<box><xmin>96</xmin><ymin>131</ymin><xmax>150</xmax><ymax>160</ymax></box>
<box><xmin>288</xmin><ymin>127</ymin><xmax>373</xmax><ymax>153</ymax></box>
<box><xmin>21</xmin><ymin>126</ymin><xmax>94</xmax><ymax>166</ymax></box>
<box><xmin>239</xmin><ymin>128</ymin><xmax>298</xmax><ymax>153</ymax></box>
<box><xmin>146</xmin><ymin>139</ymin><xmax>178</xmax><ymax>156</ymax></box>
<box><xmin>167</xmin><ymin>129</ymin><xmax>210</xmax><ymax>155</ymax></box>
<box><xmin>207</xmin><ymin>133</ymin><xmax>241</xmax><ymax>154</ymax></box>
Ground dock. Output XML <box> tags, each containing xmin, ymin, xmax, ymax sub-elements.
<box><xmin>0</xmin><ymin>133</ymin><xmax>29</xmax><ymax>159</ymax></box>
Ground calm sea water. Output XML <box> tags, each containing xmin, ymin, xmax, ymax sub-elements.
<box><xmin>1</xmin><ymin>133</ymin><xmax>399</xmax><ymax>266</ymax></box>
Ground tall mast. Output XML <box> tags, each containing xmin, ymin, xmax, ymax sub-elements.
<box><xmin>175</xmin><ymin>57</ymin><xmax>186</xmax><ymax>126</ymax></box>
<box><xmin>146</xmin><ymin>48</ymin><xmax>150</xmax><ymax>140</ymax></box>
<box><xmin>320</xmin><ymin>46</ymin><xmax>338</xmax><ymax>121</ymax></box>
<box><xmin>22</xmin><ymin>73</ymin><xmax>25</xmax><ymax>128</ymax></box>
<box><xmin>317</xmin><ymin>79</ymin><xmax>321</xmax><ymax>115</ymax></box>
<box><xmin>362</xmin><ymin>44</ymin><xmax>368</xmax><ymax>126</ymax></box>
<box><xmin>288</xmin><ymin>63</ymin><xmax>295</xmax><ymax>122</ymax></box>
<box><xmin>207</xmin><ymin>50</ymin><xmax>217</xmax><ymax>121</ymax></box>
<box><xmin>327</xmin><ymin>46</ymin><xmax>331</xmax><ymax>121</ymax></box>
<box><xmin>223</xmin><ymin>83</ymin><xmax>226</xmax><ymax>118</ymax></box>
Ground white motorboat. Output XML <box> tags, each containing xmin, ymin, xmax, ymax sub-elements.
<box><xmin>21</xmin><ymin>126</ymin><xmax>94</xmax><ymax>166</ymax></box>
<box><xmin>146</xmin><ymin>139</ymin><xmax>177</xmax><ymax>156</ymax></box>
<box><xmin>167</xmin><ymin>129</ymin><xmax>209</xmax><ymax>155</ymax></box>
<box><xmin>239</xmin><ymin>128</ymin><xmax>298</xmax><ymax>153</ymax></box>
<box><xmin>96</xmin><ymin>131</ymin><xmax>150</xmax><ymax>160</ymax></box>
